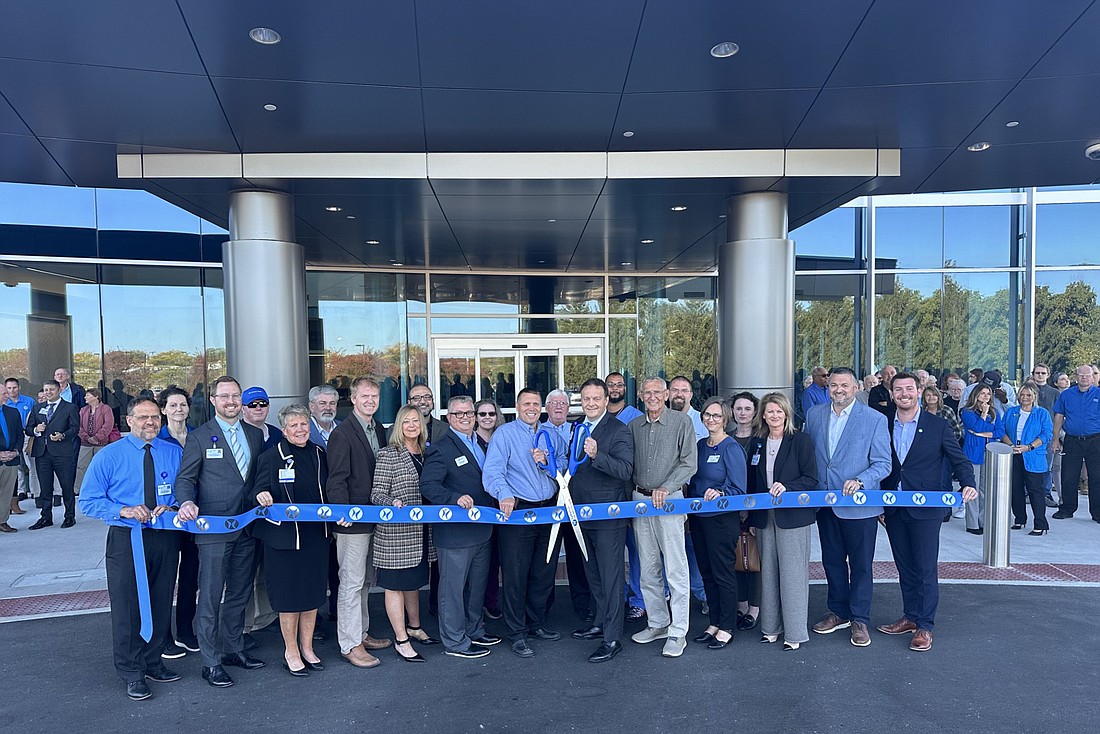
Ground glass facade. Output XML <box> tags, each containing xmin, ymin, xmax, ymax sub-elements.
<box><xmin>3</xmin><ymin>181</ymin><xmax>1099</xmax><ymax>419</ymax></box>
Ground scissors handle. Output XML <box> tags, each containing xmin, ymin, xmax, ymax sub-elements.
<box><xmin>568</xmin><ymin>422</ymin><xmax>591</xmax><ymax>474</ymax></box>
<box><xmin>533</xmin><ymin>428</ymin><xmax>556</xmax><ymax>474</ymax></box>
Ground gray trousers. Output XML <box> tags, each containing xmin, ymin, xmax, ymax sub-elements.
<box><xmin>196</xmin><ymin>536</ymin><xmax>256</xmax><ymax>667</ymax></box>
<box><xmin>632</xmin><ymin>489</ymin><xmax>690</xmax><ymax>637</ymax></box>
<box><xmin>0</xmin><ymin>464</ymin><xmax>18</xmax><ymax>523</ymax></box>
<box><xmin>758</xmin><ymin>512</ymin><xmax>811</xmax><ymax>644</ymax></box>
<box><xmin>966</xmin><ymin>463</ymin><xmax>985</xmax><ymax>530</ymax></box>
<box><xmin>437</xmin><ymin>541</ymin><xmax>490</xmax><ymax>652</ymax></box>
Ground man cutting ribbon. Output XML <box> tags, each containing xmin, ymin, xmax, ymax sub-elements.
<box><xmin>79</xmin><ymin>397</ymin><xmax>182</xmax><ymax>702</ymax></box>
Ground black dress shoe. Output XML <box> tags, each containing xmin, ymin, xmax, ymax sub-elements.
<box><xmin>243</xmin><ymin>633</ymin><xmax>259</xmax><ymax>651</ymax></box>
<box><xmin>1011</xmin><ymin>523</ymin><xmax>1024</xmax><ymax>530</ymax></box>
<box><xmin>282</xmin><ymin>661</ymin><xmax>309</xmax><ymax>677</ymax></box>
<box><xmin>60</xmin><ymin>517</ymin><xmax>75</xmax><ymax>528</ymax></box>
<box><xmin>471</xmin><ymin>634</ymin><xmax>501</xmax><ymax>646</ymax></box>
<box><xmin>511</xmin><ymin>640</ymin><xmax>535</xmax><ymax>658</ymax></box>
<box><xmin>707</xmin><ymin>632</ymin><xmax>734</xmax><ymax>650</ymax></box>
<box><xmin>221</xmin><ymin>652</ymin><xmax>265</xmax><ymax>669</ymax></box>
<box><xmin>1052</xmin><ymin>511</ymin><xmax>1073</xmax><ymax>519</ymax></box>
<box><xmin>145</xmin><ymin>665</ymin><xmax>182</xmax><ymax>683</ymax></box>
<box><xmin>126</xmin><ymin>680</ymin><xmax>152</xmax><ymax>701</ymax></box>
<box><xmin>304</xmin><ymin>659</ymin><xmax>325</xmax><ymax>671</ymax></box>
<box><xmin>692</xmin><ymin>631</ymin><xmax>715</xmax><ymax>644</ymax></box>
<box><xmin>202</xmin><ymin>665</ymin><xmax>234</xmax><ymax>687</ymax></box>
<box><xmin>312</xmin><ymin>628</ymin><xmax>328</xmax><ymax>642</ymax></box>
<box><xmin>965</xmin><ymin>528</ymin><xmax>983</xmax><ymax>535</ymax></box>
<box><xmin>589</xmin><ymin>641</ymin><xmax>622</xmax><ymax>663</ymax></box>
<box><xmin>530</xmin><ymin>627</ymin><xmax>561</xmax><ymax>641</ymax></box>
<box><xmin>572</xmin><ymin>626</ymin><xmax>603</xmax><ymax>641</ymax></box>
<box><xmin>29</xmin><ymin>518</ymin><xmax>53</xmax><ymax>530</ymax></box>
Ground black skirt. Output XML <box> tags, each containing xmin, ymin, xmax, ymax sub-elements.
<box><xmin>263</xmin><ymin>523</ymin><xmax>328</xmax><ymax>613</ymax></box>
<box><xmin>375</xmin><ymin>536</ymin><xmax>430</xmax><ymax>592</ymax></box>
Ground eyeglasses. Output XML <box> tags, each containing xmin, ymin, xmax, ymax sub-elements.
<box><xmin>449</xmin><ymin>410</ymin><xmax>475</xmax><ymax>418</ymax></box>
<box><xmin>213</xmin><ymin>393</ymin><xmax>241</xmax><ymax>401</ymax></box>
<box><xmin>702</xmin><ymin>412</ymin><xmax>724</xmax><ymax>421</ymax></box>
<box><xmin>641</xmin><ymin>390</ymin><xmax>665</xmax><ymax>397</ymax></box>
<box><xmin>606</xmin><ymin>382</ymin><xmax>625</xmax><ymax>388</ymax></box>
<box><xmin>409</xmin><ymin>394</ymin><xmax>434</xmax><ymax>402</ymax></box>
<box><xmin>546</xmin><ymin>401</ymin><xmax>568</xmax><ymax>407</ymax></box>
<box><xmin>246</xmin><ymin>400</ymin><xmax>268</xmax><ymax>409</ymax></box>
<box><xmin>477</xmin><ymin>411</ymin><xmax>497</xmax><ymax>417</ymax></box>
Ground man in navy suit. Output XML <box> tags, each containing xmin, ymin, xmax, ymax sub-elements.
<box><xmin>879</xmin><ymin>372</ymin><xmax>977</xmax><ymax>652</ymax></box>
<box><xmin>25</xmin><ymin>379</ymin><xmax>80</xmax><ymax>529</ymax></box>
<box><xmin>420</xmin><ymin>395</ymin><xmax>500</xmax><ymax>659</ymax></box>
<box><xmin>805</xmin><ymin>367</ymin><xmax>892</xmax><ymax>647</ymax></box>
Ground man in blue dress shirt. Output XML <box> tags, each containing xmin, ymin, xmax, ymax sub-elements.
<box><xmin>1051</xmin><ymin>364</ymin><xmax>1100</xmax><ymax>521</ymax></box>
<box><xmin>79</xmin><ymin>398</ymin><xmax>183</xmax><ymax>701</ymax></box>
<box><xmin>800</xmin><ymin>366</ymin><xmax>830</xmax><ymax>417</ymax></box>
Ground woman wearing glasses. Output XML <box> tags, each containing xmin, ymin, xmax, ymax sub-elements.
<box><xmin>474</xmin><ymin>399</ymin><xmax>505</xmax><ymax>619</ymax></box>
<box><xmin>688</xmin><ymin>397</ymin><xmax>747</xmax><ymax>649</ymax></box>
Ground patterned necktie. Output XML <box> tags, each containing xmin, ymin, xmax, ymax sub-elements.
<box><xmin>228</xmin><ymin>425</ymin><xmax>248</xmax><ymax>477</ymax></box>
<box><xmin>46</xmin><ymin>402</ymin><xmax>55</xmax><ymax>422</ymax></box>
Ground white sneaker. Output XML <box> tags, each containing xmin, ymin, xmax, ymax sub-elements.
<box><xmin>631</xmin><ymin>626</ymin><xmax>669</xmax><ymax>644</ymax></box>
<box><xmin>661</xmin><ymin>636</ymin><xmax>686</xmax><ymax>657</ymax></box>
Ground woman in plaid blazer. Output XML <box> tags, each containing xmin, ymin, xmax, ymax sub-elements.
<box><xmin>371</xmin><ymin>404</ymin><xmax>438</xmax><ymax>662</ymax></box>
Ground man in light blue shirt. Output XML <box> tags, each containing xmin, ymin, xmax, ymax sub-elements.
<box><xmin>606</xmin><ymin>372</ymin><xmax>643</xmax><ymax>425</ymax></box>
<box><xmin>484</xmin><ymin>388</ymin><xmax>566</xmax><ymax>658</ymax></box>
<box><xmin>78</xmin><ymin>397</ymin><xmax>183</xmax><ymax>701</ymax></box>
<box><xmin>801</xmin><ymin>366</ymin><xmax>830</xmax><ymax>417</ymax></box>
<box><xmin>4</xmin><ymin>378</ymin><xmax>35</xmax><ymax>425</ymax></box>
<box><xmin>1051</xmin><ymin>364</ymin><xmax>1100</xmax><ymax>520</ymax></box>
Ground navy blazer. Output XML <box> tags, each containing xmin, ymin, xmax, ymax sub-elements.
<box><xmin>420</xmin><ymin>429</ymin><xmax>494</xmax><ymax>549</ymax></box>
<box><xmin>568</xmin><ymin>416</ymin><xmax>634</xmax><ymax>529</ymax></box>
<box><xmin>24</xmin><ymin>400</ymin><xmax>80</xmax><ymax>457</ymax></box>
<box><xmin>1</xmin><ymin>404</ymin><xmax>23</xmax><ymax>465</ymax></box>
<box><xmin>746</xmin><ymin>431</ymin><xmax>819</xmax><ymax>529</ymax></box>
<box><xmin>883</xmin><ymin>410</ymin><xmax>976</xmax><ymax>520</ymax></box>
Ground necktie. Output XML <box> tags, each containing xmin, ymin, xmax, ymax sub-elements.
<box><xmin>228</xmin><ymin>425</ymin><xmax>248</xmax><ymax>477</ymax></box>
<box><xmin>46</xmin><ymin>402</ymin><xmax>55</xmax><ymax>422</ymax></box>
<box><xmin>143</xmin><ymin>444</ymin><xmax>156</xmax><ymax>510</ymax></box>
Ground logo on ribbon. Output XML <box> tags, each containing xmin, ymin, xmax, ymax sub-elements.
<box><xmin>468</xmin><ymin>508</ymin><xmax>481</xmax><ymax>521</ymax></box>
<box><xmin>286</xmin><ymin>506</ymin><xmax>300</xmax><ymax>519</ymax></box>
<box><xmin>717</xmin><ymin>498</ymin><xmax>729</xmax><ymax>510</ymax></box>
<box><xmin>173</xmin><ymin>515</ymin><xmax>183</xmax><ymax>529</ymax></box>
<box><xmin>852</xmin><ymin>492</ymin><xmax>866</xmax><ymax>506</ymax></box>
<box><xmin>523</xmin><ymin>510</ymin><xmax>537</xmax><ymax>523</ymax></box>
<box><xmin>825</xmin><ymin>492</ymin><xmax>837</xmax><ymax>505</ymax></box>
<box><xmin>663</xmin><ymin>502</ymin><xmax>675</xmax><ymax>513</ymax></box>
<box><xmin>770</xmin><ymin>494</ymin><xmax>783</xmax><ymax>506</ymax></box>
<box><xmin>580</xmin><ymin>506</ymin><xmax>593</xmax><ymax>519</ymax></box>
<box><xmin>941</xmin><ymin>493</ymin><xmax>956</xmax><ymax>506</ymax></box>
<box><xmin>743</xmin><ymin>496</ymin><xmax>756</xmax><ymax>509</ymax></box>
<box><xmin>794</xmin><ymin>493</ymin><xmax>808</xmax><ymax>506</ymax></box>
<box><xmin>379</xmin><ymin>508</ymin><xmax>393</xmax><ymax>522</ymax></box>
<box><xmin>410</xmin><ymin>507</ymin><xmax>423</xmax><ymax>521</ymax></box>
<box><xmin>254</xmin><ymin>506</ymin><xmax>268</xmax><ymax>517</ymax></box>
<box><xmin>883</xmin><ymin>492</ymin><xmax>896</xmax><ymax>505</ymax></box>
<box><xmin>349</xmin><ymin>507</ymin><xmax>363</xmax><ymax>521</ymax></box>
<box><xmin>913</xmin><ymin>493</ymin><xmax>926</xmax><ymax>505</ymax></box>
<box><xmin>607</xmin><ymin>504</ymin><xmax>620</xmax><ymax>517</ymax></box>
<box><xmin>196</xmin><ymin>518</ymin><xmax>209</xmax><ymax>531</ymax></box>
<box><xmin>552</xmin><ymin>508</ymin><xmax>566</xmax><ymax>522</ymax></box>
<box><xmin>690</xmin><ymin>499</ymin><xmax>703</xmax><ymax>512</ymax></box>
<box><xmin>634</xmin><ymin>502</ymin><xmax>648</xmax><ymax>516</ymax></box>
<box><xmin>224</xmin><ymin>518</ymin><xmax>239</xmax><ymax>530</ymax></box>
<box><xmin>317</xmin><ymin>506</ymin><xmax>332</xmax><ymax>519</ymax></box>
<box><xmin>439</xmin><ymin>508</ymin><xmax>453</xmax><ymax>521</ymax></box>
<box><xmin>495</xmin><ymin>511</ymin><xmax>506</xmax><ymax>523</ymax></box>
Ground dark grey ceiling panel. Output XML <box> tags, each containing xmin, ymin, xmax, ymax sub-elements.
<box><xmin>428</xmin><ymin>179</ymin><xmax>605</xmax><ymax>196</ymax></box>
<box><xmin>449</xmin><ymin>219</ymin><xmax>586</xmax><ymax>251</ymax></box>
<box><xmin>415</xmin><ymin>0</ymin><xmax>645</xmax><ymax>93</ymax></box>
<box><xmin>179</xmin><ymin>0</ymin><xmax>421</xmax><ymax>86</ymax></box>
<box><xmin>0</xmin><ymin>59</ymin><xmax>237</xmax><ymax>150</ymax></box>
<box><xmin>422</xmin><ymin>89</ymin><xmax>619</xmax><ymax>152</ymax></box>
<box><xmin>1027</xmin><ymin>1</ymin><xmax>1100</xmax><ymax>78</ymax></box>
<box><xmin>0</xmin><ymin>133</ymin><xmax>73</xmax><ymax>186</ymax></box>
<box><xmin>964</xmin><ymin>74</ymin><xmax>1100</xmax><ymax>147</ymax></box>
<box><xmin>213</xmin><ymin>78</ymin><xmax>425</xmax><ymax>153</ymax></box>
<box><xmin>38</xmin><ymin>139</ymin><xmax>146</xmax><ymax>189</ymax></box>
<box><xmin>917</xmin><ymin>140</ymin><xmax>1100</xmax><ymax>193</ymax></box>
<box><xmin>625</xmin><ymin>0</ymin><xmax>872</xmax><ymax>93</ymax></box>
<box><xmin>829</xmin><ymin>1</ymin><xmax>1090</xmax><ymax>87</ymax></box>
<box><xmin>294</xmin><ymin>195</ymin><xmax>445</xmax><ymax>224</ymax></box>
<box><xmin>789</xmin><ymin>80</ymin><xmax>1015</xmax><ymax>149</ymax></box>
<box><xmin>612</xmin><ymin>89</ymin><xmax>818</xmax><ymax>151</ymax></box>
<box><xmin>436</xmin><ymin>195</ymin><xmax>598</xmax><ymax>222</ymax></box>
<box><xmin>287</xmin><ymin>180</ymin><xmax>435</xmax><ymax>197</ymax></box>
<box><xmin>0</xmin><ymin>1</ymin><xmax>204</xmax><ymax>73</ymax></box>
<box><xmin>0</xmin><ymin>96</ymin><xmax>31</xmax><ymax>136</ymax></box>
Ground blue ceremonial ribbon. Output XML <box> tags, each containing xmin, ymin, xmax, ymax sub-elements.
<box><xmin>128</xmin><ymin>524</ymin><xmax>154</xmax><ymax>642</ymax></box>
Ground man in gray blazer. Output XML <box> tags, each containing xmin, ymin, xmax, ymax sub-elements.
<box><xmin>805</xmin><ymin>367</ymin><xmax>892</xmax><ymax>647</ymax></box>
<box><xmin>176</xmin><ymin>376</ymin><xmax>265</xmax><ymax>687</ymax></box>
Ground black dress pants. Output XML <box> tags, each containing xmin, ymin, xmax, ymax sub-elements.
<box><xmin>105</xmin><ymin>526</ymin><xmax>180</xmax><ymax>682</ymax></box>
<box><xmin>34</xmin><ymin>451</ymin><xmax>75</xmax><ymax>521</ymax></box>
<box><xmin>1059</xmin><ymin>434</ymin><xmax>1100</xmax><ymax>519</ymax></box>
<box><xmin>581</xmin><ymin>522</ymin><xmax>627</xmax><ymax>643</ymax></box>
<box><xmin>498</xmin><ymin>520</ymin><xmax>557</xmax><ymax>641</ymax></box>
<box><xmin>1011</xmin><ymin>455</ymin><xmax>1049</xmax><ymax>530</ymax></box>
<box><xmin>689</xmin><ymin>513</ymin><xmax>739</xmax><ymax>632</ymax></box>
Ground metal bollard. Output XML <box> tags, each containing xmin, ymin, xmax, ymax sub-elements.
<box><xmin>982</xmin><ymin>442</ymin><xmax>1014</xmax><ymax>568</ymax></box>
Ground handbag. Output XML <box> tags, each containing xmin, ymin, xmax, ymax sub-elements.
<box><xmin>734</xmin><ymin>530</ymin><xmax>760</xmax><ymax>573</ymax></box>
<box><xmin>107</xmin><ymin>426</ymin><xmax>122</xmax><ymax>443</ymax></box>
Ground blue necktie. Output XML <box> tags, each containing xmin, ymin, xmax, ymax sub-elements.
<box><xmin>46</xmin><ymin>403</ymin><xmax>55</xmax><ymax>422</ymax></box>
<box><xmin>228</xmin><ymin>425</ymin><xmax>248</xmax><ymax>477</ymax></box>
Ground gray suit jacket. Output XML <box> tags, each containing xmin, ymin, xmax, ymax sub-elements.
<box><xmin>175</xmin><ymin>418</ymin><xmax>264</xmax><ymax>544</ymax></box>
<box><xmin>805</xmin><ymin>401</ymin><xmax>892</xmax><ymax>520</ymax></box>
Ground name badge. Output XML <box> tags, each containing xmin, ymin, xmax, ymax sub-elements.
<box><xmin>206</xmin><ymin>448</ymin><xmax>224</xmax><ymax>459</ymax></box>
<box><xmin>39</xmin><ymin>408</ymin><xmax>49</xmax><ymax>415</ymax></box>
<box><xmin>156</xmin><ymin>482</ymin><xmax>172</xmax><ymax>496</ymax></box>
<box><xmin>707</xmin><ymin>454</ymin><xmax>721</xmax><ymax>463</ymax></box>
<box><xmin>751</xmin><ymin>453</ymin><xmax>761</xmax><ymax>466</ymax></box>
<box><xmin>279</xmin><ymin>468</ymin><xmax>295</xmax><ymax>483</ymax></box>
<box><xmin>455</xmin><ymin>455</ymin><xmax>469</xmax><ymax>467</ymax></box>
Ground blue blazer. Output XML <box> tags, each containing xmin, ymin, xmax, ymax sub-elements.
<box><xmin>420</xmin><ymin>429</ymin><xmax>495</xmax><ymax>549</ymax></box>
<box><xmin>884</xmin><ymin>411</ymin><xmax>975</xmax><ymax>520</ymax></box>
<box><xmin>960</xmin><ymin>408</ymin><xmax>1004</xmax><ymax>464</ymax></box>
<box><xmin>1002</xmin><ymin>405</ymin><xmax>1053</xmax><ymax>473</ymax></box>
<box><xmin>805</xmin><ymin>401</ymin><xmax>893</xmax><ymax>520</ymax></box>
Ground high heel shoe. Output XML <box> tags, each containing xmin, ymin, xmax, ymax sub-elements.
<box><xmin>707</xmin><ymin>631</ymin><xmax>734</xmax><ymax>649</ymax></box>
<box><xmin>1028</xmin><ymin>528</ymin><xmax>1048</xmax><ymax>536</ymax></box>
<box><xmin>394</xmin><ymin>639</ymin><xmax>425</xmax><ymax>662</ymax></box>
<box><xmin>282</xmin><ymin>660</ymin><xmax>309</xmax><ymax>677</ymax></box>
<box><xmin>760</xmin><ymin>633</ymin><xmax>779</xmax><ymax>644</ymax></box>
<box><xmin>1011</xmin><ymin>524</ymin><xmax>1024</xmax><ymax>530</ymax></box>
<box><xmin>406</xmin><ymin>626</ymin><xmax>440</xmax><ymax>645</ymax></box>
<box><xmin>783</xmin><ymin>641</ymin><xmax>801</xmax><ymax>651</ymax></box>
<box><xmin>303</xmin><ymin>658</ymin><xmax>324</xmax><ymax>672</ymax></box>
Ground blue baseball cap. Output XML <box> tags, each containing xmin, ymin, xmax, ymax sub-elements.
<box><xmin>242</xmin><ymin>386</ymin><xmax>269</xmax><ymax>405</ymax></box>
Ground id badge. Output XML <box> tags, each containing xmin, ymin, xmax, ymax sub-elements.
<box><xmin>751</xmin><ymin>453</ymin><xmax>761</xmax><ymax>466</ymax></box>
<box><xmin>706</xmin><ymin>454</ymin><xmax>721</xmax><ymax>463</ymax></box>
<box><xmin>279</xmin><ymin>468</ymin><xmax>295</xmax><ymax>483</ymax></box>
<box><xmin>156</xmin><ymin>482</ymin><xmax>173</xmax><ymax>497</ymax></box>
<box><xmin>455</xmin><ymin>455</ymin><xmax>469</xmax><ymax>467</ymax></box>
<box><xmin>206</xmin><ymin>448</ymin><xmax>224</xmax><ymax>459</ymax></box>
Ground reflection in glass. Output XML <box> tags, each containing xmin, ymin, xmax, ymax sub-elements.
<box><xmin>523</xmin><ymin>354</ymin><xmax>559</xmax><ymax>397</ymax></box>
<box><xmin>563</xmin><ymin>354</ymin><xmax>597</xmax><ymax>397</ymax></box>
<box><xmin>795</xmin><ymin>274</ymin><xmax>863</xmax><ymax>377</ymax></box>
<box><xmin>1034</xmin><ymin>271</ymin><xmax>1100</xmax><ymax>374</ymax></box>
<box><xmin>636</xmin><ymin>278</ymin><xmax>716</xmax><ymax>398</ymax></box>
<box><xmin>940</xmin><ymin>272</ymin><xmax>1019</xmax><ymax>380</ymax></box>
<box><xmin>481</xmin><ymin>355</ymin><xmax>516</xmax><ymax>408</ymax></box>
<box><xmin>1036</xmin><ymin>203</ymin><xmax>1100</xmax><ymax>267</ymax></box>
<box><xmin>430</xmin><ymin>274</ymin><xmax>603</xmax><ymax>314</ymax></box>
<box><xmin>943</xmin><ymin>206</ymin><xmax>1013</xmax><ymax>268</ymax></box>
<box><xmin>792</xmin><ymin>206</ymin><xmax>858</xmax><ymax>265</ymax></box>
<box><xmin>875</xmin><ymin>273</ymin><xmax>941</xmax><ymax>371</ymax></box>
<box><xmin>438</xmin><ymin>355</ymin><xmax>476</xmax><ymax>411</ymax></box>
<box><xmin>875</xmin><ymin>207</ymin><xmax>941</xmax><ymax>270</ymax></box>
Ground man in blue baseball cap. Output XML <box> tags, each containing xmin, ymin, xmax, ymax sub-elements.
<box><xmin>241</xmin><ymin>387</ymin><xmax>282</xmax><ymax>451</ymax></box>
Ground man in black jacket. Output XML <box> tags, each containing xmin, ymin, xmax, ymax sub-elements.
<box><xmin>25</xmin><ymin>379</ymin><xmax>80</xmax><ymax>529</ymax></box>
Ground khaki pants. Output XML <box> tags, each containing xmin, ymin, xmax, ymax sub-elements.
<box><xmin>335</xmin><ymin>532</ymin><xmax>376</xmax><ymax>654</ymax></box>
<box><xmin>632</xmin><ymin>489</ymin><xmax>690</xmax><ymax>637</ymax></box>
<box><xmin>0</xmin><ymin>464</ymin><xmax>19</xmax><ymax>523</ymax></box>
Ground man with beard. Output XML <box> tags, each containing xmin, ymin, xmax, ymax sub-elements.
<box><xmin>307</xmin><ymin>384</ymin><xmax>340</xmax><ymax>449</ymax></box>
<box><xmin>409</xmin><ymin>383</ymin><xmax>450</xmax><ymax>445</ymax></box>
<box><xmin>669</xmin><ymin>376</ymin><xmax>706</xmax><ymax>440</ymax></box>
<box><xmin>604</xmin><ymin>372</ymin><xmax>645</xmax><ymax>621</ymax></box>
<box><xmin>605</xmin><ymin>372</ymin><xmax>642</xmax><ymax>425</ymax></box>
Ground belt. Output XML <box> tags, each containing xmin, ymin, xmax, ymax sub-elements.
<box><xmin>635</xmin><ymin>485</ymin><xmax>686</xmax><ymax>496</ymax></box>
<box><xmin>1066</xmin><ymin>432</ymin><xmax>1100</xmax><ymax>440</ymax></box>
<box><xmin>514</xmin><ymin>497</ymin><xmax>555</xmax><ymax>510</ymax></box>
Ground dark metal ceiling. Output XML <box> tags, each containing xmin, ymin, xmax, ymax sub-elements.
<box><xmin>3</xmin><ymin>1</ymin><xmax>1100</xmax><ymax>272</ymax></box>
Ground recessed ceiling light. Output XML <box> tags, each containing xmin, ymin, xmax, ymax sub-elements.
<box><xmin>345</xmin><ymin>215</ymin><xmax>355</xmax><ymax>220</ymax></box>
<box><xmin>547</xmin><ymin>219</ymin><xmax>556</xmax><ymax>223</ymax></box>
<box><xmin>393</xmin><ymin>262</ymin><xmax>404</xmax><ymax>267</ymax></box>
<box><xmin>249</xmin><ymin>27</ymin><xmax>281</xmax><ymax>45</ymax></box>
<box><xmin>324</xmin><ymin>206</ymin><xmax>342</xmax><ymax>212</ymax></box>
<box><xmin>620</xmin><ymin>261</ymin><xmax>633</xmax><ymax>266</ymax></box>
<box><xmin>719</xmin><ymin>214</ymin><xmax>727</xmax><ymax>219</ymax></box>
<box><xmin>670</xmin><ymin>205</ymin><xmax>688</xmax><ymax>212</ymax></box>
<box><xmin>967</xmin><ymin>142</ymin><xmax>991</xmax><ymax>152</ymax></box>
<box><xmin>366</xmin><ymin>240</ymin><xmax>380</xmax><ymax>245</ymax></box>
<box><xmin>710</xmin><ymin>42</ymin><xmax>740</xmax><ymax>58</ymax></box>
<box><xmin>263</xmin><ymin>103</ymin><xmax>277</xmax><ymax>111</ymax></box>
<box><xmin>537</xmin><ymin>259</ymin><xmax>546</xmax><ymax>264</ymax></box>
<box><xmin>1005</xmin><ymin>121</ymin><xmax>1019</xmax><ymax>128</ymax></box>
<box><xmin>641</xmin><ymin>239</ymin><xmax>654</xmax><ymax>244</ymax></box>
<box><xmin>622</xmin><ymin>131</ymin><xmax>635</xmax><ymax>138</ymax></box>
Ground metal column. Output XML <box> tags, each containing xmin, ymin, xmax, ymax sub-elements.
<box><xmin>223</xmin><ymin>189</ymin><xmax>309</xmax><ymax>413</ymax></box>
<box><xmin>982</xmin><ymin>442</ymin><xmax>1014</xmax><ymax>567</ymax></box>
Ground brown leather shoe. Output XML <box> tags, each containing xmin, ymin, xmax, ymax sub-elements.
<box><xmin>909</xmin><ymin>629</ymin><xmax>932</xmax><ymax>651</ymax></box>
<box><xmin>10</xmin><ymin>500</ymin><xmax>26</xmax><ymax>514</ymax></box>
<box><xmin>0</xmin><ymin>522</ymin><xmax>16</xmax><ymax>533</ymax></box>
<box><xmin>877</xmin><ymin>617</ymin><xmax>918</xmax><ymax>635</ymax></box>
<box><xmin>812</xmin><ymin>612</ymin><xmax>851</xmax><ymax>634</ymax></box>
<box><xmin>363</xmin><ymin>635</ymin><xmax>392</xmax><ymax>650</ymax></box>
<box><xmin>850</xmin><ymin>621</ymin><xmax>870</xmax><ymax>647</ymax></box>
<box><xmin>342</xmin><ymin>644</ymin><xmax>381</xmax><ymax>668</ymax></box>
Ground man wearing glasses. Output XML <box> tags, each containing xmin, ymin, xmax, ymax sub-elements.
<box><xmin>409</xmin><ymin>384</ymin><xmax>450</xmax><ymax>445</ymax></box>
<box><xmin>176</xmin><ymin>376</ymin><xmax>266</xmax><ymax>687</ymax></box>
